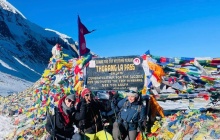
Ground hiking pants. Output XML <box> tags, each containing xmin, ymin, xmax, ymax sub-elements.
<box><xmin>83</xmin><ymin>130</ymin><xmax>113</xmax><ymax>140</ymax></box>
<box><xmin>112</xmin><ymin>122</ymin><xmax>137</xmax><ymax>140</ymax></box>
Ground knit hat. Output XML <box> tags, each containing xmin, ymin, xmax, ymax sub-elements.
<box><xmin>126</xmin><ymin>87</ymin><xmax>138</xmax><ymax>97</ymax></box>
<box><xmin>66</xmin><ymin>94</ymin><xmax>76</xmax><ymax>101</ymax></box>
<box><xmin>81</xmin><ymin>88</ymin><xmax>91</xmax><ymax>98</ymax></box>
<box><xmin>56</xmin><ymin>43</ymin><xmax>61</xmax><ymax>50</ymax></box>
<box><xmin>62</xmin><ymin>95</ymin><xmax>75</xmax><ymax>115</ymax></box>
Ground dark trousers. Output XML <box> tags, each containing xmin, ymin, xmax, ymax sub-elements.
<box><xmin>112</xmin><ymin>122</ymin><xmax>137</xmax><ymax>140</ymax></box>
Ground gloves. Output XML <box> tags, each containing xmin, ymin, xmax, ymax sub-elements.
<box><xmin>50</xmin><ymin>129</ymin><xmax>57</xmax><ymax>136</ymax></box>
<box><xmin>80</xmin><ymin>98</ymin><xmax>87</xmax><ymax>104</ymax></box>
<box><xmin>79</xmin><ymin>124</ymin><xmax>85</xmax><ymax>131</ymax></box>
<box><xmin>79</xmin><ymin>120</ymin><xmax>85</xmax><ymax>131</ymax></box>
<box><xmin>79</xmin><ymin>103</ymin><xmax>87</xmax><ymax>112</ymax></box>
<box><xmin>80</xmin><ymin>99</ymin><xmax>88</xmax><ymax>109</ymax></box>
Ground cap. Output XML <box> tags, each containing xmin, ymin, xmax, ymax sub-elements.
<box><xmin>126</xmin><ymin>87</ymin><xmax>138</xmax><ymax>97</ymax></box>
<box><xmin>81</xmin><ymin>88</ymin><xmax>91</xmax><ymax>98</ymax></box>
<box><xmin>66</xmin><ymin>94</ymin><xmax>76</xmax><ymax>101</ymax></box>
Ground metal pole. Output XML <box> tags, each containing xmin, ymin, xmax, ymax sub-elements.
<box><xmin>111</xmin><ymin>91</ymin><xmax>122</xmax><ymax>140</ymax></box>
<box><xmin>46</xmin><ymin>108</ymin><xmax>55</xmax><ymax>140</ymax></box>
<box><xmin>99</xmin><ymin>110</ymin><xmax>108</xmax><ymax>140</ymax></box>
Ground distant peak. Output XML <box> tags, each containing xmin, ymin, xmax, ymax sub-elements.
<box><xmin>45</xmin><ymin>28</ymin><xmax>71</xmax><ymax>38</ymax></box>
<box><xmin>1</xmin><ymin>0</ymin><xmax>26</xmax><ymax>19</ymax></box>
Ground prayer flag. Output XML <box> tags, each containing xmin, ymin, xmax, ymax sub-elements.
<box><xmin>78</xmin><ymin>16</ymin><xmax>94</xmax><ymax>56</ymax></box>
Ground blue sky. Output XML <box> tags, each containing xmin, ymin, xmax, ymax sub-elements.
<box><xmin>7</xmin><ymin>0</ymin><xmax>220</xmax><ymax>58</ymax></box>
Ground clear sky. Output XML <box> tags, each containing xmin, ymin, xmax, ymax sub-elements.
<box><xmin>7</xmin><ymin>0</ymin><xmax>220</xmax><ymax>58</ymax></box>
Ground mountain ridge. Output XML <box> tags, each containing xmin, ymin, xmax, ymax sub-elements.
<box><xmin>0</xmin><ymin>0</ymin><xmax>79</xmax><ymax>95</ymax></box>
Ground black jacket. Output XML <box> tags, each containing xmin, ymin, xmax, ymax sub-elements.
<box><xmin>45</xmin><ymin>96</ymin><xmax>77</xmax><ymax>139</ymax></box>
<box><xmin>75</xmin><ymin>99</ymin><xmax>110</xmax><ymax>134</ymax></box>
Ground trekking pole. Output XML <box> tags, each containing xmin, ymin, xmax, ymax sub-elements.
<box><xmin>99</xmin><ymin>110</ymin><xmax>108</xmax><ymax>140</ymax></box>
<box><xmin>137</xmin><ymin>95</ymin><xmax>148</xmax><ymax>139</ymax></box>
<box><xmin>111</xmin><ymin>92</ymin><xmax>122</xmax><ymax>140</ymax></box>
<box><xmin>112</xmin><ymin>99</ymin><xmax>118</xmax><ymax>121</ymax></box>
<box><xmin>145</xmin><ymin>95</ymin><xmax>151</xmax><ymax>133</ymax></box>
<box><xmin>111</xmin><ymin>94</ymin><xmax>119</xmax><ymax>122</ymax></box>
<box><xmin>46</xmin><ymin>107</ymin><xmax>56</xmax><ymax>140</ymax></box>
<box><xmin>138</xmin><ymin>121</ymin><xmax>143</xmax><ymax>138</ymax></box>
<box><xmin>112</xmin><ymin>105</ymin><xmax>122</xmax><ymax>140</ymax></box>
<box><xmin>53</xmin><ymin>107</ymin><xmax>56</xmax><ymax>140</ymax></box>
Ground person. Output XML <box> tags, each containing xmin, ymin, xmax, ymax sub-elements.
<box><xmin>75</xmin><ymin>88</ymin><xmax>113</xmax><ymax>140</ymax></box>
<box><xmin>50</xmin><ymin>43</ymin><xmax>63</xmax><ymax>71</ymax></box>
<box><xmin>51</xmin><ymin>43</ymin><xmax>63</xmax><ymax>59</ymax></box>
<box><xmin>45</xmin><ymin>94</ymin><xmax>81</xmax><ymax>140</ymax></box>
<box><xmin>112</xmin><ymin>87</ymin><xmax>147</xmax><ymax>140</ymax></box>
<box><xmin>102</xmin><ymin>91</ymin><xmax>123</xmax><ymax>117</ymax></box>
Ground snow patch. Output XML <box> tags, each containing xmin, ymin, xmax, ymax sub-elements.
<box><xmin>1</xmin><ymin>0</ymin><xmax>26</xmax><ymax>19</ymax></box>
<box><xmin>0</xmin><ymin>59</ymin><xmax>17</xmax><ymax>71</ymax></box>
<box><xmin>13</xmin><ymin>57</ymin><xmax>41</xmax><ymax>76</ymax></box>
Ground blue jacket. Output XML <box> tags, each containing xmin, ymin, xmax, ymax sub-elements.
<box><xmin>113</xmin><ymin>98</ymin><xmax>146</xmax><ymax>130</ymax></box>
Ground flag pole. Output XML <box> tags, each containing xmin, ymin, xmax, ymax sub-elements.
<box><xmin>77</xmin><ymin>15</ymin><xmax>81</xmax><ymax>58</ymax></box>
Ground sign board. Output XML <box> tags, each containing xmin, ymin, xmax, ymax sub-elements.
<box><xmin>86</xmin><ymin>56</ymin><xmax>145</xmax><ymax>90</ymax></box>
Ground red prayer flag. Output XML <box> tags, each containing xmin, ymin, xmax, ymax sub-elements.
<box><xmin>78</xmin><ymin>16</ymin><xmax>94</xmax><ymax>57</ymax></box>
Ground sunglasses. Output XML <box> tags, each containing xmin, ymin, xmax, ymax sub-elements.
<box><xmin>125</xmin><ymin>90</ymin><xmax>137</xmax><ymax>93</ymax></box>
<box><xmin>84</xmin><ymin>93</ymin><xmax>91</xmax><ymax>97</ymax></box>
<box><xmin>66</xmin><ymin>98</ymin><xmax>75</xmax><ymax>104</ymax></box>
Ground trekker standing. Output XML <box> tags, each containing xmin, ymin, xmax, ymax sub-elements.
<box><xmin>51</xmin><ymin>43</ymin><xmax>63</xmax><ymax>59</ymax></box>
<box><xmin>50</xmin><ymin>43</ymin><xmax>63</xmax><ymax>70</ymax></box>
<box><xmin>45</xmin><ymin>94</ymin><xmax>81</xmax><ymax>140</ymax></box>
<box><xmin>75</xmin><ymin>88</ymin><xmax>113</xmax><ymax>140</ymax></box>
<box><xmin>112</xmin><ymin>87</ymin><xmax>146</xmax><ymax>140</ymax></box>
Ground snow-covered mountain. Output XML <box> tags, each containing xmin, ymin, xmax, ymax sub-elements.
<box><xmin>0</xmin><ymin>0</ymin><xmax>78</xmax><ymax>95</ymax></box>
